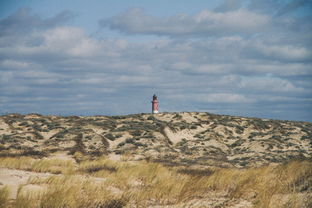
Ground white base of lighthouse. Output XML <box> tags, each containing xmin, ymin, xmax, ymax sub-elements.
<box><xmin>152</xmin><ymin>110</ymin><xmax>159</xmax><ymax>114</ymax></box>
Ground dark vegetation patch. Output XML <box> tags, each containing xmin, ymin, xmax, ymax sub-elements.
<box><xmin>51</xmin><ymin>129</ymin><xmax>69</xmax><ymax>139</ymax></box>
<box><xmin>229</xmin><ymin>139</ymin><xmax>244</xmax><ymax>148</ymax></box>
<box><xmin>105</xmin><ymin>133</ymin><xmax>115</xmax><ymax>141</ymax></box>
<box><xmin>176</xmin><ymin>168</ymin><xmax>214</xmax><ymax>176</ymax></box>
<box><xmin>173</xmin><ymin>114</ymin><xmax>182</xmax><ymax>119</ymax></box>
<box><xmin>130</xmin><ymin>130</ymin><xmax>142</xmax><ymax>137</ymax></box>
<box><xmin>101</xmin><ymin>137</ymin><xmax>109</xmax><ymax>148</ymax></box>
<box><xmin>92</xmin><ymin>198</ymin><xmax>127</xmax><ymax>208</ymax></box>
<box><xmin>83</xmin><ymin>165</ymin><xmax>117</xmax><ymax>173</ymax></box>
<box><xmin>0</xmin><ymin>147</ymin><xmax>47</xmax><ymax>157</ymax></box>
<box><xmin>251</xmin><ymin>119</ymin><xmax>271</xmax><ymax>130</ymax></box>
<box><xmin>69</xmin><ymin>133</ymin><xmax>85</xmax><ymax>154</ymax></box>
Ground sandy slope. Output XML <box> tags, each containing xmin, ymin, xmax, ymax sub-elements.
<box><xmin>0</xmin><ymin>112</ymin><xmax>311</xmax><ymax>168</ymax></box>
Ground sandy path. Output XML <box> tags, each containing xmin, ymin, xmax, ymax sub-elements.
<box><xmin>0</xmin><ymin>168</ymin><xmax>51</xmax><ymax>199</ymax></box>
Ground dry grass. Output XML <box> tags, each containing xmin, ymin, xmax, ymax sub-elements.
<box><xmin>196</xmin><ymin>160</ymin><xmax>312</xmax><ymax>207</ymax></box>
<box><xmin>16</xmin><ymin>175</ymin><xmax>127</xmax><ymax>208</ymax></box>
<box><xmin>0</xmin><ymin>186</ymin><xmax>9</xmax><ymax>208</ymax></box>
<box><xmin>0</xmin><ymin>157</ymin><xmax>34</xmax><ymax>170</ymax></box>
<box><xmin>31</xmin><ymin>158</ymin><xmax>75</xmax><ymax>174</ymax></box>
<box><xmin>1</xmin><ymin>156</ymin><xmax>311</xmax><ymax>207</ymax></box>
<box><xmin>103</xmin><ymin>159</ymin><xmax>311</xmax><ymax>207</ymax></box>
<box><xmin>78</xmin><ymin>157</ymin><xmax>118</xmax><ymax>174</ymax></box>
<box><xmin>0</xmin><ymin>157</ymin><xmax>75</xmax><ymax>174</ymax></box>
<box><xmin>109</xmin><ymin>161</ymin><xmax>190</xmax><ymax>206</ymax></box>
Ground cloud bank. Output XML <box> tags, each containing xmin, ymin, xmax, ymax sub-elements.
<box><xmin>0</xmin><ymin>1</ymin><xmax>312</xmax><ymax>121</ymax></box>
<box><xmin>100</xmin><ymin>8</ymin><xmax>270</xmax><ymax>37</ymax></box>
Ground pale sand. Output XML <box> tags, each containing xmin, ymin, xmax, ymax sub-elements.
<box><xmin>0</xmin><ymin>168</ymin><xmax>51</xmax><ymax>199</ymax></box>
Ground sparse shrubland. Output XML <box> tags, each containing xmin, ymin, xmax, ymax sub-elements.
<box><xmin>0</xmin><ymin>112</ymin><xmax>311</xmax><ymax>207</ymax></box>
<box><xmin>1</xmin><ymin>112</ymin><xmax>311</xmax><ymax>167</ymax></box>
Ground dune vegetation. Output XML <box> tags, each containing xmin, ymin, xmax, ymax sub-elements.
<box><xmin>0</xmin><ymin>186</ymin><xmax>9</xmax><ymax>208</ymax></box>
<box><xmin>0</xmin><ymin>112</ymin><xmax>311</xmax><ymax>207</ymax></box>
<box><xmin>0</xmin><ymin>156</ymin><xmax>311</xmax><ymax>208</ymax></box>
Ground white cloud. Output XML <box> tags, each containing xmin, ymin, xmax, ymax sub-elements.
<box><xmin>170</xmin><ymin>62</ymin><xmax>193</xmax><ymax>70</ymax></box>
<box><xmin>117</xmin><ymin>75</ymin><xmax>151</xmax><ymax>84</ymax></box>
<box><xmin>195</xmin><ymin>93</ymin><xmax>254</xmax><ymax>103</ymax></box>
<box><xmin>195</xmin><ymin>9</ymin><xmax>269</xmax><ymax>31</ymax></box>
<box><xmin>0</xmin><ymin>59</ymin><xmax>30</xmax><ymax>69</ymax></box>
<box><xmin>77</xmin><ymin>78</ymin><xmax>107</xmax><ymax>84</ymax></box>
<box><xmin>195</xmin><ymin>64</ymin><xmax>232</xmax><ymax>74</ymax></box>
<box><xmin>0</xmin><ymin>71</ymin><xmax>13</xmax><ymax>83</ymax></box>
<box><xmin>100</xmin><ymin>8</ymin><xmax>270</xmax><ymax>37</ymax></box>
<box><xmin>251</xmin><ymin>42</ymin><xmax>312</xmax><ymax>61</ymax></box>
<box><xmin>215</xmin><ymin>0</ymin><xmax>243</xmax><ymax>12</ymax></box>
<box><xmin>42</xmin><ymin>27</ymin><xmax>102</xmax><ymax>57</ymax></box>
<box><xmin>240</xmin><ymin>77</ymin><xmax>305</xmax><ymax>93</ymax></box>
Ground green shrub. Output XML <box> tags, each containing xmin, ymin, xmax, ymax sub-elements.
<box><xmin>105</xmin><ymin>133</ymin><xmax>115</xmax><ymax>141</ymax></box>
<box><xmin>147</xmin><ymin>116</ymin><xmax>154</xmax><ymax>120</ymax></box>
<box><xmin>125</xmin><ymin>138</ymin><xmax>135</xmax><ymax>144</ymax></box>
<box><xmin>130</xmin><ymin>130</ymin><xmax>142</xmax><ymax>137</ymax></box>
<box><xmin>230</xmin><ymin>140</ymin><xmax>244</xmax><ymax>148</ymax></box>
<box><xmin>173</xmin><ymin>114</ymin><xmax>182</xmax><ymax>119</ymax></box>
<box><xmin>117</xmin><ymin>142</ymin><xmax>126</xmax><ymax>148</ymax></box>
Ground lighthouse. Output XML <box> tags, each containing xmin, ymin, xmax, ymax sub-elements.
<box><xmin>151</xmin><ymin>94</ymin><xmax>159</xmax><ymax>114</ymax></box>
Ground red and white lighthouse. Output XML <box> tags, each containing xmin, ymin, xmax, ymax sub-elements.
<box><xmin>152</xmin><ymin>94</ymin><xmax>159</xmax><ymax>114</ymax></box>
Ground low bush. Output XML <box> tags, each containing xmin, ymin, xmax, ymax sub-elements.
<box><xmin>105</xmin><ymin>133</ymin><xmax>115</xmax><ymax>141</ymax></box>
<box><xmin>130</xmin><ymin>130</ymin><xmax>142</xmax><ymax>137</ymax></box>
<box><xmin>125</xmin><ymin>138</ymin><xmax>135</xmax><ymax>144</ymax></box>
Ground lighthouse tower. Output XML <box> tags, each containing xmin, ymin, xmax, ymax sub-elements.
<box><xmin>151</xmin><ymin>94</ymin><xmax>159</xmax><ymax>114</ymax></box>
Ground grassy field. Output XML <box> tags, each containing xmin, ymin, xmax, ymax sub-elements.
<box><xmin>0</xmin><ymin>156</ymin><xmax>311</xmax><ymax>208</ymax></box>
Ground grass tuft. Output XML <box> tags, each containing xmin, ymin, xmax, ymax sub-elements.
<box><xmin>0</xmin><ymin>186</ymin><xmax>9</xmax><ymax>208</ymax></box>
<box><xmin>17</xmin><ymin>175</ymin><xmax>128</xmax><ymax>208</ymax></box>
<box><xmin>31</xmin><ymin>158</ymin><xmax>75</xmax><ymax>174</ymax></box>
<box><xmin>79</xmin><ymin>157</ymin><xmax>118</xmax><ymax>174</ymax></box>
<box><xmin>0</xmin><ymin>157</ymin><xmax>34</xmax><ymax>170</ymax></box>
<box><xmin>0</xmin><ymin>157</ymin><xmax>75</xmax><ymax>174</ymax></box>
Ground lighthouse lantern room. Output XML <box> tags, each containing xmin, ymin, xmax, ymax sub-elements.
<box><xmin>152</xmin><ymin>94</ymin><xmax>159</xmax><ymax>114</ymax></box>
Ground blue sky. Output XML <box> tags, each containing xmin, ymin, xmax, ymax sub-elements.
<box><xmin>0</xmin><ymin>0</ymin><xmax>311</xmax><ymax>121</ymax></box>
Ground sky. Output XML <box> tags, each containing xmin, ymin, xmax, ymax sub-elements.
<box><xmin>0</xmin><ymin>0</ymin><xmax>311</xmax><ymax>121</ymax></box>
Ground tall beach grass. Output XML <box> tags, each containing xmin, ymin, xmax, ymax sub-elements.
<box><xmin>0</xmin><ymin>156</ymin><xmax>311</xmax><ymax>207</ymax></box>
